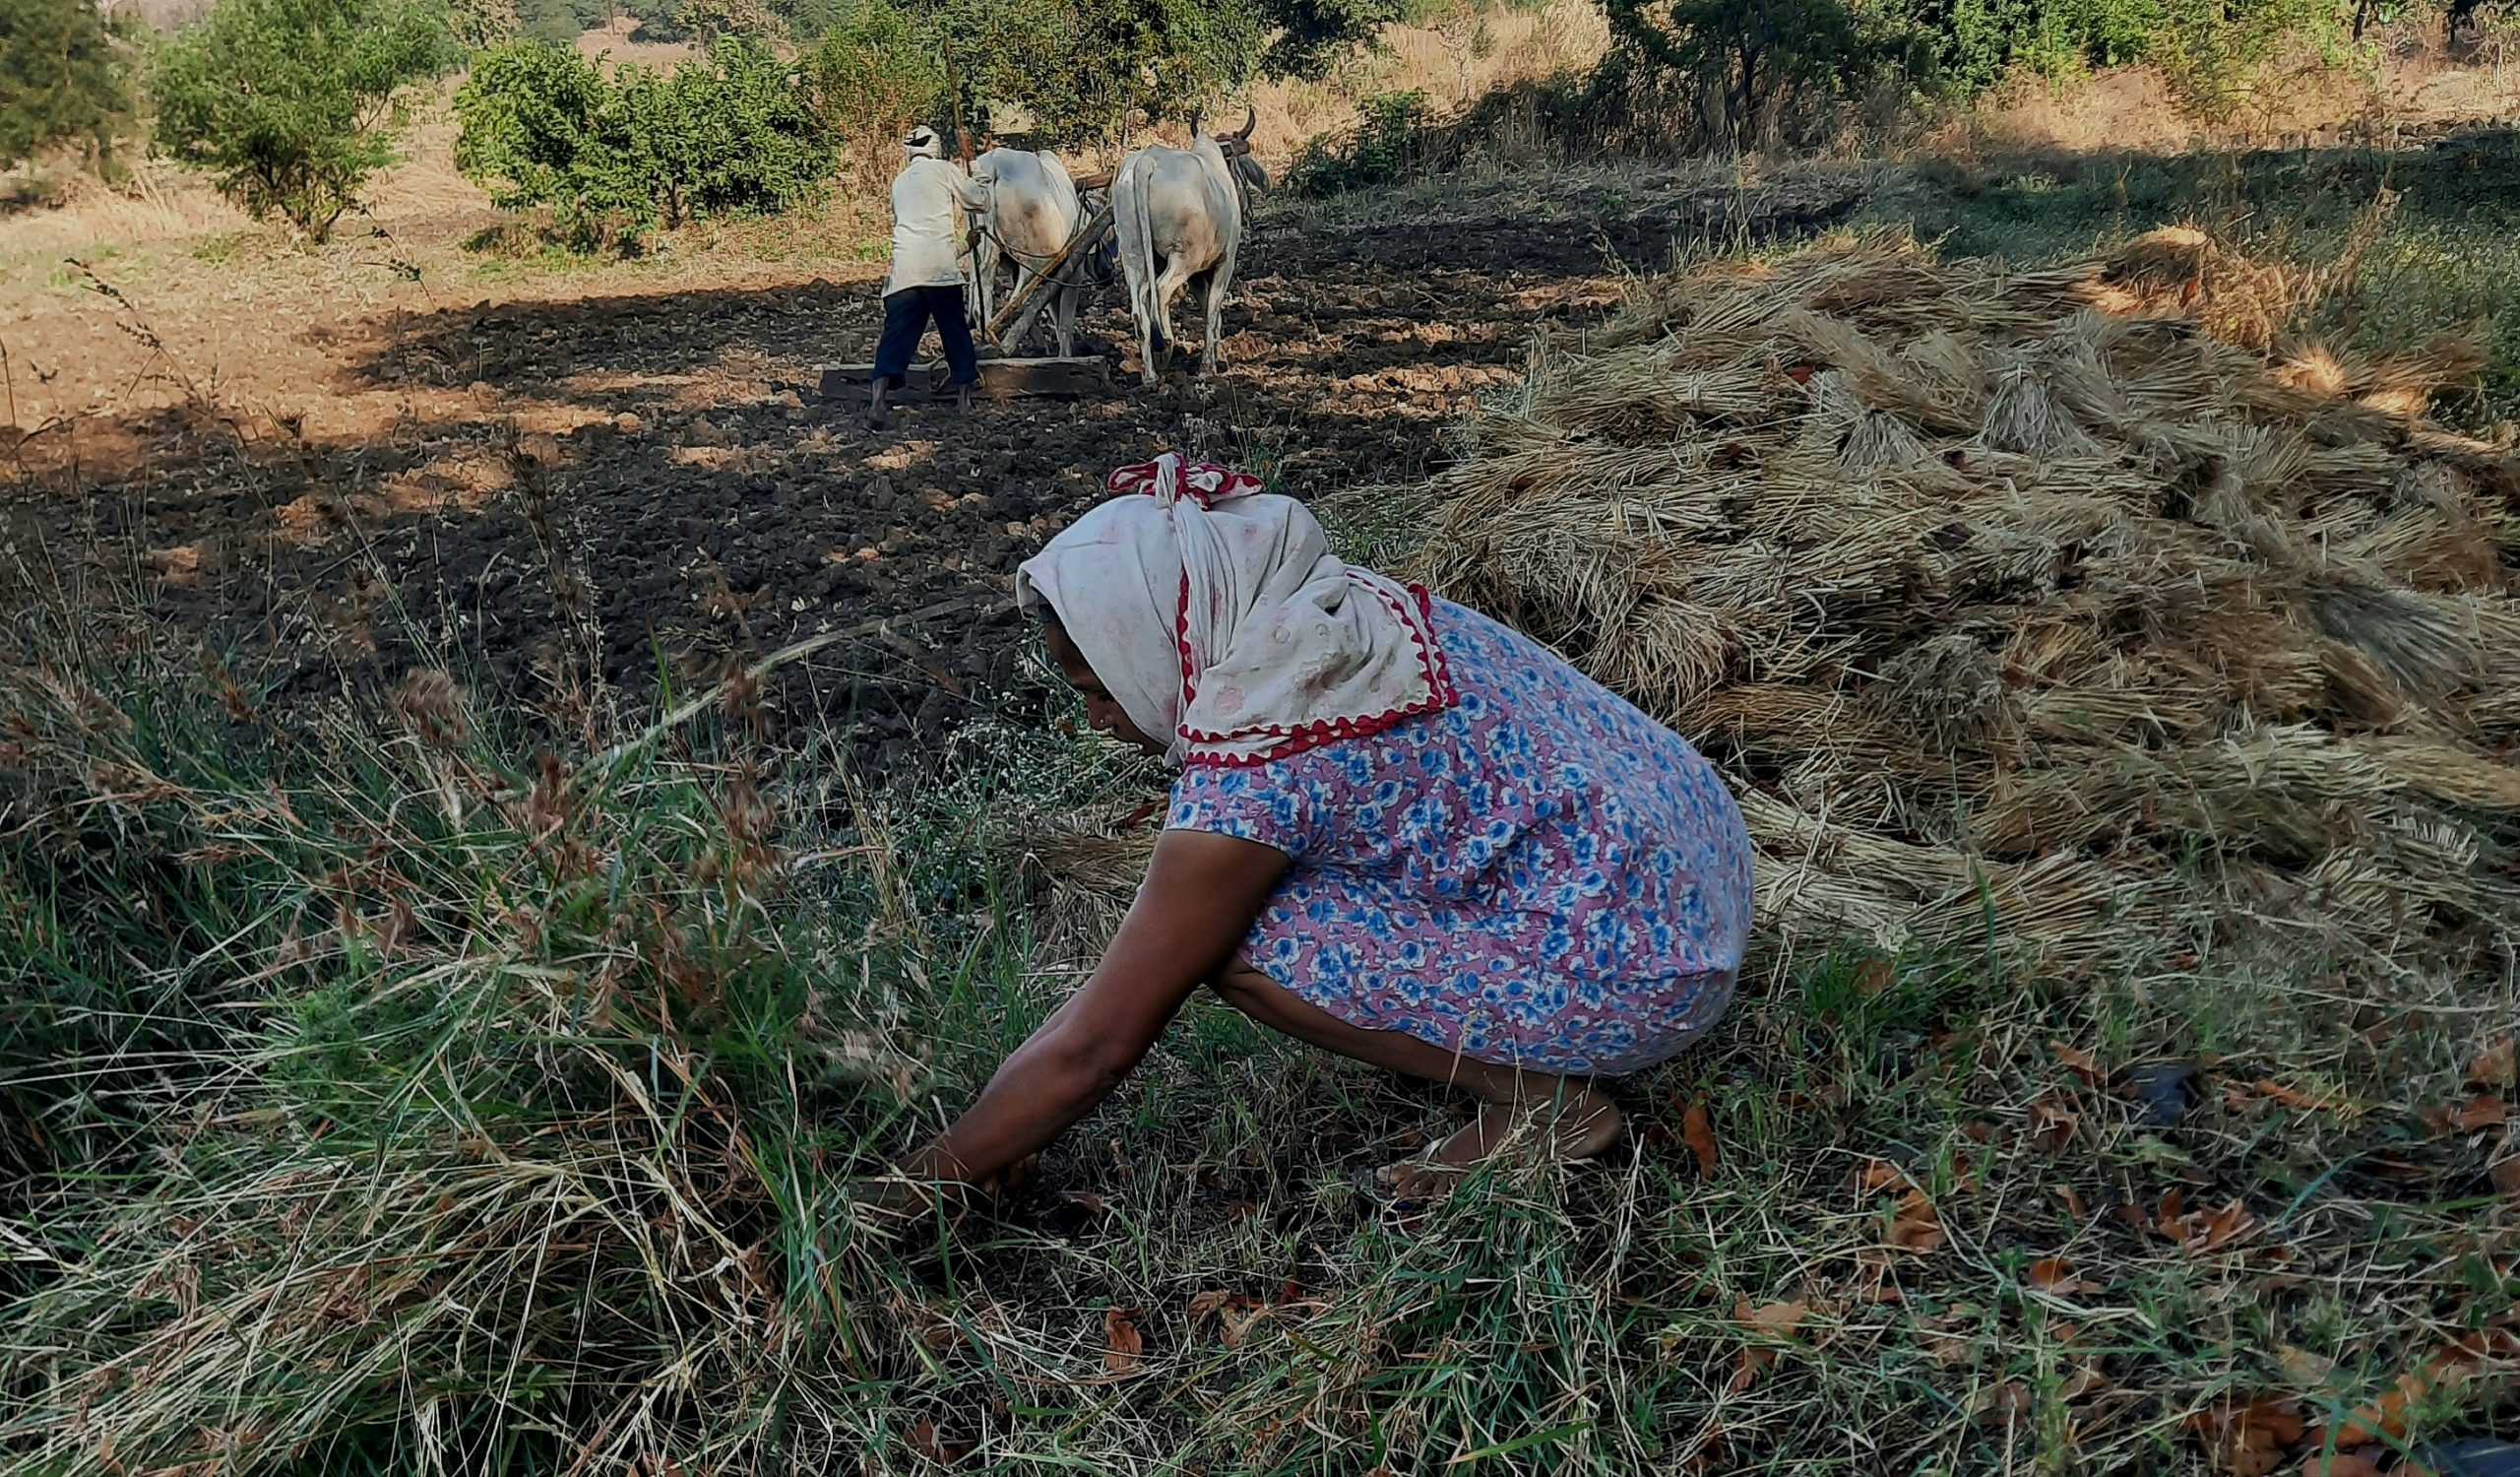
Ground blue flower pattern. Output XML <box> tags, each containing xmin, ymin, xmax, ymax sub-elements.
<box><xmin>1167</xmin><ymin>600</ymin><xmax>1754</xmax><ymax>1075</ymax></box>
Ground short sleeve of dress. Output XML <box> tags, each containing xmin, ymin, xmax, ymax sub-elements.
<box><xmin>1166</xmin><ymin>759</ymin><xmax>1331</xmax><ymax>863</ymax></box>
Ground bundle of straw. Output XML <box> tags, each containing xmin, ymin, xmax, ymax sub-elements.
<box><xmin>1409</xmin><ymin>228</ymin><xmax>2519</xmax><ymax>978</ymax></box>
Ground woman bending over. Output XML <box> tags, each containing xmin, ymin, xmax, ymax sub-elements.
<box><xmin>885</xmin><ymin>455</ymin><xmax>1753</xmax><ymax>1203</ymax></box>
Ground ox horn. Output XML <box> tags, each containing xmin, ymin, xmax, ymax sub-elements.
<box><xmin>1235</xmin><ymin>105</ymin><xmax>1256</xmax><ymax>141</ymax></box>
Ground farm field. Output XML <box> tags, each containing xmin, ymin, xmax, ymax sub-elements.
<box><xmin>5</xmin><ymin>62</ymin><xmax>2520</xmax><ymax>1477</ymax></box>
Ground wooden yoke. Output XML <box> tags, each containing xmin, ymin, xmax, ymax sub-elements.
<box><xmin>979</xmin><ymin>201</ymin><xmax>1116</xmax><ymax>348</ymax></box>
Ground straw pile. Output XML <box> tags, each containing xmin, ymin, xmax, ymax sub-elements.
<box><xmin>1405</xmin><ymin>228</ymin><xmax>2520</xmax><ymax>977</ymax></box>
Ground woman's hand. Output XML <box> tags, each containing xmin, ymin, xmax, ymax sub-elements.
<box><xmin>848</xmin><ymin>1155</ymin><xmax>1040</xmax><ymax>1236</ymax></box>
<box><xmin>890</xmin><ymin>830</ymin><xmax>1291</xmax><ymax>1194</ymax></box>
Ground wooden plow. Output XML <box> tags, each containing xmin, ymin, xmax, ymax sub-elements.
<box><xmin>819</xmin><ymin>192</ymin><xmax>1119</xmax><ymax>405</ymax></box>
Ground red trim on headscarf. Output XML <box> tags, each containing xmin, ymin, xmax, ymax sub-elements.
<box><xmin>1178</xmin><ymin>576</ymin><xmax>1458</xmax><ymax>768</ymax></box>
<box><xmin>1108</xmin><ymin>451</ymin><xmax>1457</xmax><ymax>767</ymax></box>
<box><xmin>1107</xmin><ymin>454</ymin><xmax>1262</xmax><ymax>507</ymax></box>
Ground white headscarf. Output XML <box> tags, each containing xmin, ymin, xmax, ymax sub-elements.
<box><xmin>1015</xmin><ymin>453</ymin><xmax>1455</xmax><ymax>768</ymax></box>
<box><xmin>904</xmin><ymin>126</ymin><xmax>944</xmax><ymax>159</ymax></box>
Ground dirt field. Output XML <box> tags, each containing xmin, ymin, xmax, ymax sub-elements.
<box><xmin>1</xmin><ymin>168</ymin><xmax>1863</xmax><ymax>770</ymax></box>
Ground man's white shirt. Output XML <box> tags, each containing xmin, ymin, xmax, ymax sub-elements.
<box><xmin>885</xmin><ymin>157</ymin><xmax>991</xmax><ymax>295</ymax></box>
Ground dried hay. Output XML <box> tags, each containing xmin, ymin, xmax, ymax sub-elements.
<box><xmin>1410</xmin><ymin>228</ymin><xmax>2520</xmax><ymax>979</ymax></box>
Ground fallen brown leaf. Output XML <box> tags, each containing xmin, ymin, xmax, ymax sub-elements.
<box><xmin>1854</xmin><ymin>958</ymin><xmax>1894</xmax><ymax>995</ymax></box>
<box><xmin>1682</xmin><ymin>1102</ymin><xmax>1720</xmax><ymax>1179</ymax></box>
<box><xmin>1973</xmin><ymin>1380</ymin><xmax>2033</xmax><ymax>1425</ymax></box>
<box><xmin>1890</xmin><ymin>1188</ymin><xmax>1946</xmax><ymax>1253</ymax></box>
<box><xmin>2028</xmin><ymin>1256</ymin><xmax>2087</xmax><ymax>1294</ymax></box>
<box><xmin>2184</xmin><ymin>1395</ymin><xmax>2304</xmax><ymax>1476</ymax></box>
<box><xmin>2252</xmin><ymin>1079</ymin><xmax>2343</xmax><ymax>1112</ymax></box>
<box><xmin>1857</xmin><ymin>1159</ymin><xmax>1911</xmax><ymax>1193</ymax></box>
<box><xmin>1727</xmin><ymin>1298</ymin><xmax>1808</xmax><ymax>1392</ymax></box>
<box><xmin>2300</xmin><ymin>1455</ymin><xmax>2387</xmax><ymax>1477</ymax></box>
<box><xmin>2493</xmin><ymin>1155</ymin><xmax>2520</xmax><ymax>1198</ymax></box>
<box><xmin>1727</xmin><ymin>1346</ymin><xmax>1765</xmax><ymax>1392</ymax></box>
<box><xmin>2052</xmin><ymin>1184</ymin><xmax>2089</xmax><ymax>1220</ymax></box>
<box><xmin>1102</xmin><ymin>1307</ymin><xmax>1143</xmax><ymax>1376</ymax></box>
<box><xmin>2060</xmin><ymin>1362</ymin><xmax>2112</xmax><ymax>1400</ymax></box>
<box><xmin>2051</xmin><ymin>1041</ymin><xmax>2101</xmax><ymax>1085</ymax></box>
<box><xmin>2276</xmin><ymin>1344</ymin><xmax>2336</xmax><ymax>1385</ymax></box>
<box><xmin>2191</xmin><ymin>1198</ymin><xmax>2262</xmax><ymax>1252</ymax></box>
<box><xmin>1187</xmin><ymin>1289</ymin><xmax>1264</xmax><ymax>1348</ymax></box>
<box><xmin>1735</xmin><ymin>1299</ymin><xmax>1808</xmax><ymax>1335</ymax></box>
<box><xmin>2028</xmin><ymin>1092</ymin><xmax>2080</xmax><ymax>1154</ymax></box>
<box><xmin>2333</xmin><ymin>1371</ymin><xmax>2428</xmax><ymax>1445</ymax></box>
<box><xmin>2470</xmin><ymin>1035</ymin><xmax>2516</xmax><ymax>1090</ymax></box>
<box><xmin>2453</xmin><ymin>1094</ymin><xmax>2509</xmax><ymax>1131</ymax></box>
<box><xmin>906</xmin><ymin>1421</ymin><xmax>976</xmax><ymax>1466</ymax></box>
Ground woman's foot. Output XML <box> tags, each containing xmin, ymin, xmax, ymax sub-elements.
<box><xmin>1370</xmin><ymin>1086</ymin><xmax>1622</xmax><ymax>1202</ymax></box>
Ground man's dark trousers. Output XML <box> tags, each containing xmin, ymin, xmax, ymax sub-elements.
<box><xmin>871</xmin><ymin>284</ymin><xmax>979</xmax><ymax>392</ymax></box>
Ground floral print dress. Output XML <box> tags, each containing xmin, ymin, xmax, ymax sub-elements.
<box><xmin>1166</xmin><ymin>599</ymin><xmax>1754</xmax><ymax>1075</ymax></box>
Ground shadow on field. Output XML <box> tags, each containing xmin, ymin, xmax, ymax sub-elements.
<box><xmin>9</xmin><ymin>185</ymin><xmax>1872</xmax><ymax>772</ymax></box>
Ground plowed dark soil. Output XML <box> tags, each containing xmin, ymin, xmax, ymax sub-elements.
<box><xmin>3</xmin><ymin>176</ymin><xmax>1862</xmax><ymax>773</ymax></box>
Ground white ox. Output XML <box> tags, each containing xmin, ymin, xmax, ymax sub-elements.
<box><xmin>969</xmin><ymin>147</ymin><xmax>1086</xmax><ymax>357</ymax></box>
<box><xmin>1111</xmin><ymin>110</ymin><xmax>1268</xmax><ymax>386</ymax></box>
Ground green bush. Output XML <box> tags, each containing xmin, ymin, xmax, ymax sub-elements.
<box><xmin>455</xmin><ymin>35</ymin><xmax>830</xmax><ymax>246</ymax></box>
<box><xmin>452</xmin><ymin>41</ymin><xmax>652</xmax><ymax>236</ymax></box>
<box><xmin>634</xmin><ymin>36</ymin><xmax>831</xmax><ymax>220</ymax></box>
<box><xmin>447</xmin><ymin>0</ymin><xmax>521</xmax><ymax>48</ymax></box>
<box><xmin>673</xmin><ymin>0</ymin><xmax>788</xmax><ymax>39</ymax></box>
<box><xmin>1</xmin><ymin>0</ymin><xmax>139</xmax><ymax>174</ymax></box>
<box><xmin>797</xmin><ymin>0</ymin><xmax>942</xmax><ymax>186</ymax></box>
<box><xmin>151</xmin><ymin>0</ymin><xmax>457</xmax><ymax>240</ymax></box>
<box><xmin>1284</xmin><ymin>89</ymin><xmax>1441</xmax><ymax>195</ymax></box>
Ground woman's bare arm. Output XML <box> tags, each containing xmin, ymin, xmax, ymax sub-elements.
<box><xmin>897</xmin><ymin>828</ymin><xmax>1291</xmax><ymax>1188</ymax></box>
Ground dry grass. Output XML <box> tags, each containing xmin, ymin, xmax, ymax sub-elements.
<box><xmin>1247</xmin><ymin>0</ymin><xmax>1611</xmax><ymax>161</ymax></box>
<box><xmin>1931</xmin><ymin>34</ymin><xmax>2520</xmax><ymax>161</ymax></box>
<box><xmin>1377</xmin><ymin>228</ymin><xmax>2519</xmax><ymax>992</ymax></box>
<box><xmin>10</xmin><ymin>584</ymin><xmax>2515</xmax><ymax>1474</ymax></box>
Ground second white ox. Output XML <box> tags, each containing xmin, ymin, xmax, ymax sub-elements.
<box><xmin>1111</xmin><ymin>111</ymin><xmax>1268</xmax><ymax>386</ymax></box>
<box><xmin>968</xmin><ymin>147</ymin><xmax>1087</xmax><ymax>357</ymax></box>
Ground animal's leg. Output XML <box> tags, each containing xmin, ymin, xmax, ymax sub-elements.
<box><xmin>1154</xmin><ymin>255</ymin><xmax>1198</xmax><ymax>377</ymax></box>
<box><xmin>1003</xmin><ymin>262</ymin><xmax>1032</xmax><ymax>351</ymax></box>
<box><xmin>972</xmin><ymin>235</ymin><xmax>998</xmax><ymax>340</ymax></box>
<box><xmin>1052</xmin><ymin>282</ymin><xmax>1077</xmax><ymax>359</ymax></box>
<box><xmin>1120</xmin><ymin>173</ymin><xmax>1160</xmax><ymax>386</ymax></box>
<box><xmin>1204</xmin><ymin>240</ymin><xmax>1238</xmax><ymax>377</ymax></box>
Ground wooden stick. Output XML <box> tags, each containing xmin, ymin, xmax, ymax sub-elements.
<box><xmin>981</xmin><ymin>203</ymin><xmax>1115</xmax><ymax>346</ymax></box>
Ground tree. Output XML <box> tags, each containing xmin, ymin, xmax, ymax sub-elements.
<box><xmin>452</xmin><ymin>39</ymin><xmax>648</xmax><ymax>234</ymax></box>
<box><xmin>631</xmin><ymin>37</ymin><xmax>829</xmax><ymax>222</ymax></box>
<box><xmin>153</xmin><ymin>0</ymin><xmax>458</xmax><ymax>240</ymax></box>
<box><xmin>1598</xmin><ymin>0</ymin><xmax>1922</xmax><ymax>151</ymax></box>
<box><xmin>448</xmin><ymin>0</ymin><xmax>523</xmax><ymax>49</ymax></box>
<box><xmin>1258</xmin><ymin>0</ymin><xmax>1408</xmax><ymax>78</ymax></box>
<box><xmin>797</xmin><ymin>0</ymin><xmax>941</xmax><ymax>185</ymax></box>
<box><xmin>455</xmin><ymin>36</ymin><xmax>830</xmax><ymax>243</ymax></box>
<box><xmin>673</xmin><ymin>0</ymin><xmax>787</xmax><ymax>39</ymax></box>
<box><xmin>0</xmin><ymin>0</ymin><xmax>137</xmax><ymax>173</ymax></box>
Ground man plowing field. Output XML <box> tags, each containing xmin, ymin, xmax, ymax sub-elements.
<box><xmin>863</xmin><ymin>126</ymin><xmax>991</xmax><ymax>429</ymax></box>
<box><xmin>863</xmin><ymin>454</ymin><xmax>1754</xmax><ymax>1214</ymax></box>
